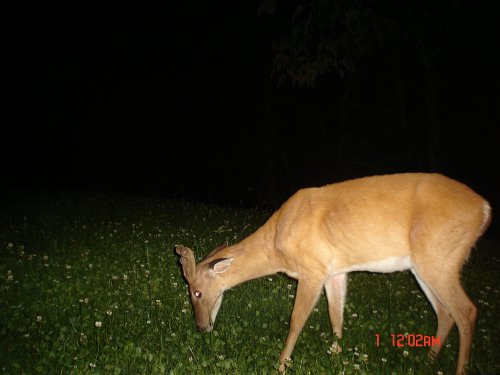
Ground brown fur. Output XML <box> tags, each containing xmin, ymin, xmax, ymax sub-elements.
<box><xmin>176</xmin><ymin>173</ymin><xmax>491</xmax><ymax>375</ymax></box>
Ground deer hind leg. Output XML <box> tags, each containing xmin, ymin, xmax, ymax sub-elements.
<box><xmin>324</xmin><ymin>273</ymin><xmax>347</xmax><ymax>353</ymax></box>
<box><xmin>279</xmin><ymin>278</ymin><xmax>324</xmax><ymax>372</ymax></box>
<box><xmin>411</xmin><ymin>269</ymin><xmax>456</xmax><ymax>358</ymax></box>
<box><xmin>412</xmin><ymin>265</ymin><xmax>477</xmax><ymax>375</ymax></box>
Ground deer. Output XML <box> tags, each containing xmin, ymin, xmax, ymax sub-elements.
<box><xmin>175</xmin><ymin>173</ymin><xmax>491</xmax><ymax>375</ymax></box>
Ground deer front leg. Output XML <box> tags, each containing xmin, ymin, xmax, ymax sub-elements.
<box><xmin>279</xmin><ymin>278</ymin><xmax>323</xmax><ymax>372</ymax></box>
<box><xmin>324</xmin><ymin>273</ymin><xmax>347</xmax><ymax>353</ymax></box>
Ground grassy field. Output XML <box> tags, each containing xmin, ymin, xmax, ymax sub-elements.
<box><xmin>0</xmin><ymin>191</ymin><xmax>498</xmax><ymax>374</ymax></box>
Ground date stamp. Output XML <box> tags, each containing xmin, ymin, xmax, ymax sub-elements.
<box><xmin>375</xmin><ymin>333</ymin><xmax>440</xmax><ymax>347</ymax></box>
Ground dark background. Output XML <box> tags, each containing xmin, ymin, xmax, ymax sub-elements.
<box><xmin>5</xmin><ymin>1</ymin><xmax>500</xmax><ymax>223</ymax></box>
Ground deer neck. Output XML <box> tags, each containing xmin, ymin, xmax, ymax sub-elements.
<box><xmin>208</xmin><ymin>212</ymin><xmax>282</xmax><ymax>289</ymax></box>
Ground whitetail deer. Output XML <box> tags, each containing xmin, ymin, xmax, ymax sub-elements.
<box><xmin>175</xmin><ymin>173</ymin><xmax>491</xmax><ymax>374</ymax></box>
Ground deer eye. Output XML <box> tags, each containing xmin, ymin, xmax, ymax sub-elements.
<box><xmin>194</xmin><ymin>290</ymin><xmax>202</xmax><ymax>298</ymax></box>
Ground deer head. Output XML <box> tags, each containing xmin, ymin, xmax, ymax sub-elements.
<box><xmin>175</xmin><ymin>245</ymin><xmax>233</xmax><ymax>332</ymax></box>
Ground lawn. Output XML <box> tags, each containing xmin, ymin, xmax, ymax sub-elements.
<box><xmin>0</xmin><ymin>191</ymin><xmax>498</xmax><ymax>374</ymax></box>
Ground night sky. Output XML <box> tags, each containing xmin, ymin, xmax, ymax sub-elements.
<box><xmin>6</xmin><ymin>1</ymin><xmax>500</xmax><ymax>215</ymax></box>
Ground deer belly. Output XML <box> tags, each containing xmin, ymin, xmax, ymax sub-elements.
<box><xmin>335</xmin><ymin>255</ymin><xmax>412</xmax><ymax>274</ymax></box>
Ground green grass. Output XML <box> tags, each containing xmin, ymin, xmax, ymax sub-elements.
<box><xmin>0</xmin><ymin>191</ymin><xmax>498</xmax><ymax>374</ymax></box>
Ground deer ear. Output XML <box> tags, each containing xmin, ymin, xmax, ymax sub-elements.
<box><xmin>210</xmin><ymin>258</ymin><xmax>234</xmax><ymax>274</ymax></box>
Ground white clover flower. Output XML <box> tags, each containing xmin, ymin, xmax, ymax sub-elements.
<box><xmin>95</xmin><ymin>321</ymin><xmax>102</xmax><ymax>328</ymax></box>
<box><xmin>106</xmin><ymin>310</ymin><xmax>112</xmax><ymax>316</ymax></box>
<box><xmin>329</xmin><ymin>342</ymin><xmax>341</xmax><ymax>354</ymax></box>
<box><xmin>36</xmin><ymin>316</ymin><xmax>42</xmax><ymax>322</ymax></box>
<box><xmin>403</xmin><ymin>350</ymin><xmax>409</xmax><ymax>357</ymax></box>
<box><xmin>354</xmin><ymin>364</ymin><xmax>360</xmax><ymax>370</ymax></box>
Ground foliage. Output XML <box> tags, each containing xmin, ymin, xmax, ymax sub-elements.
<box><xmin>259</xmin><ymin>0</ymin><xmax>453</xmax><ymax>86</ymax></box>
<box><xmin>0</xmin><ymin>192</ymin><xmax>498</xmax><ymax>373</ymax></box>
<box><xmin>262</xmin><ymin>0</ymin><xmax>380</xmax><ymax>85</ymax></box>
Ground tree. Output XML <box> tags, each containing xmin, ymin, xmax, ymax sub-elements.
<box><xmin>259</xmin><ymin>0</ymin><xmax>449</xmax><ymax>170</ymax></box>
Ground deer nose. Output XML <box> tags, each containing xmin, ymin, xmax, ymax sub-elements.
<box><xmin>197</xmin><ymin>324</ymin><xmax>213</xmax><ymax>332</ymax></box>
<box><xmin>196</xmin><ymin>324</ymin><xmax>206</xmax><ymax>332</ymax></box>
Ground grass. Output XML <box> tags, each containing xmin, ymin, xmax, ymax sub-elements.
<box><xmin>0</xmin><ymin>191</ymin><xmax>498</xmax><ymax>374</ymax></box>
